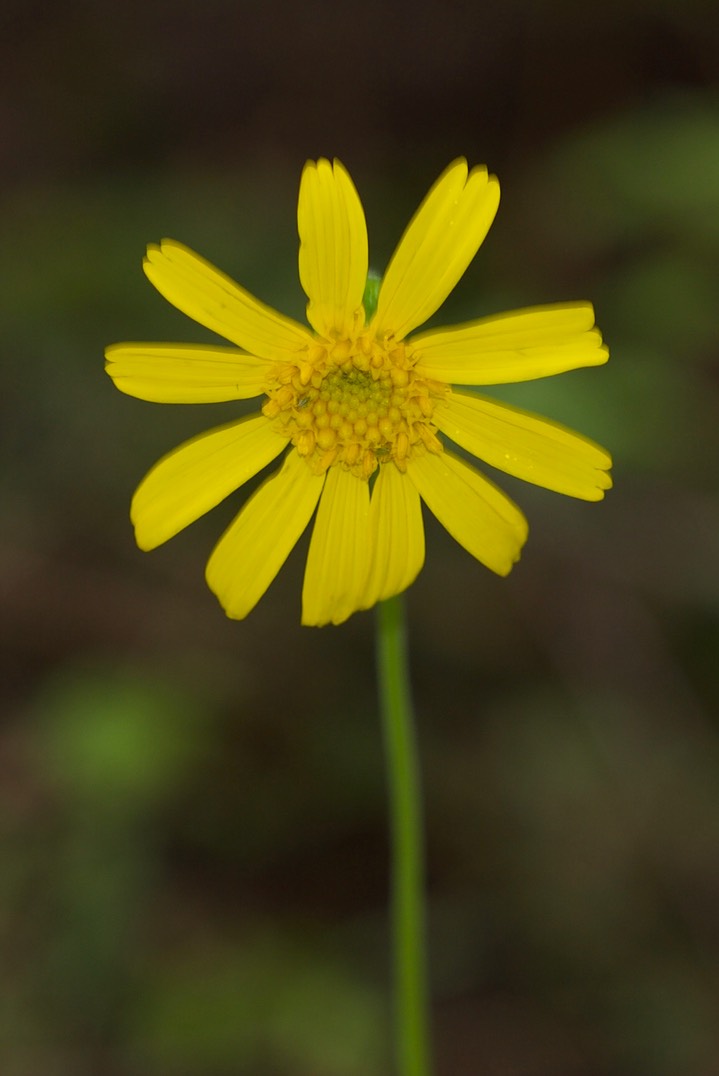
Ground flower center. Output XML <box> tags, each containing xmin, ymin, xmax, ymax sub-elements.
<box><xmin>262</xmin><ymin>334</ymin><xmax>446</xmax><ymax>479</ymax></box>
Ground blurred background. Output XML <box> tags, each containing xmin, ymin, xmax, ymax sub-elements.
<box><xmin>3</xmin><ymin>1</ymin><xmax>719</xmax><ymax>1073</ymax></box>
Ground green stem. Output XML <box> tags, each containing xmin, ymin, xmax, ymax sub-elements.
<box><xmin>376</xmin><ymin>594</ymin><xmax>432</xmax><ymax>1076</ymax></box>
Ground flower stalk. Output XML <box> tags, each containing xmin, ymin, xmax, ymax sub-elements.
<box><xmin>377</xmin><ymin>594</ymin><xmax>432</xmax><ymax>1076</ymax></box>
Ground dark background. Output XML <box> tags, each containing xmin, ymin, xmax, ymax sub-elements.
<box><xmin>3</xmin><ymin>1</ymin><xmax>719</xmax><ymax>1073</ymax></box>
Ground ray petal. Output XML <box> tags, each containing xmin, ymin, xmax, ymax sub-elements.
<box><xmin>205</xmin><ymin>449</ymin><xmax>325</xmax><ymax>620</ymax></box>
<box><xmin>406</xmin><ymin>450</ymin><xmax>528</xmax><ymax>576</ymax></box>
<box><xmin>435</xmin><ymin>390</ymin><xmax>612</xmax><ymax>500</ymax></box>
<box><xmin>362</xmin><ymin>463</ymin><xmax>425</xmax><ymax>607</ymax></box>
<box><xmin>105</xmin><ymin>343</ymin><xmax>272</xmax><ymax>403</ymax></box>
<box><xmin>131</xmin><ymin>415</ymin><xmax>285</xmax><ymax>550</ymax></box>
<box><xmin>373</xmin><ymin>160</ymin><xmax>500</xmax><ymax>341</ymax></box>
<box><xmin>298</xmin><ymin>158</ymin><xmax>368</xmax><ymax>338</ymax></box>
<box><xmin>301</xmin><ymin>467</ymin><xmax>372</xmax><ymax>626</ymax></box>
<box><xmin>412</xmin><ymin>302</ymin><xmax>608</xmax><ymax>384</ymax></box>
<box><xmin>143</xmin><ymin>240</ymin><xmax>313</xmax><ymax>360</ymax></box>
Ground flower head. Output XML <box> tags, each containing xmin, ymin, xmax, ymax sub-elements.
<box><xmin>106</xmin><ymin>159</ymin><xmax>611</xmax><ymax>626</ymax></box>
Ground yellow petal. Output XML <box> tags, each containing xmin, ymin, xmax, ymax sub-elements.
<box><xmin>372</xmin><ymin>159</ymin><xmax>500</xmax><ymax>341</ymax></box>
<box><xmin>412</xmin><ymin>302</ymin><xmax>608</xmax><ymax>384</ymax></box>
<box><xmin>302</xmin><ymin>466</ymin><xmax>372</xmax><ymax>626</ymax></box>
<box><xmin>406</xmin><ymin>451</ymin><xmax>528</xmax><ymax>576</ymax></box>
<box><xmin>435</xmin><ymin>391</ymin><xmax>612</xmax><ymax>500</ymax></box>
<box><xmin>143</xmin><ymin>240</ymin><xmax>313</xmax><ymax>360</ymax></box>
<box><xmin>298</xmin><ymin>158</ymin><xmax>368</xmax><ymax>338</ymax></box>
<box><xmin>362</xmin><ymin>462</ymin><xmax>425</xmax><ymax>607</ymax></box>
<box><xmin>105</xmin><ymin>343</ymin><xmax>272</xmax><ymax>403</ymax></box>
<box><xmin>131</xmin><ymin>415</ymin><xmax>285</xmax><ymax>550</ymax></box>
<box><xmin>205</xmin><ymin>449</ymin><xmax>325</xmax><ymax>620</ymax></box>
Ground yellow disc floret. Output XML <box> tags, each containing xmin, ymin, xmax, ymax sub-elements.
<box><xmin>262</xmin><ymin>333</ymin><xmax>446</xmax><ymax>479</ymax></box>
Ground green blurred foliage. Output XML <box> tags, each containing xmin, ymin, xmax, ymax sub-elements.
<box><xmin>131</xmin><ymin>931</ymin><xmax>384</xmax><ymax>1075</ymax></box>
<box><xmin>2</xmin><ymin>2</ymin><xmax>719</xmax><ymax>1075</ymax></box>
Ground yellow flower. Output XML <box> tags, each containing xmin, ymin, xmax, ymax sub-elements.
<box><xmin>106</xmin><ymin>159</ymin><xmax>611</xmax><ymax>626</ymax></box>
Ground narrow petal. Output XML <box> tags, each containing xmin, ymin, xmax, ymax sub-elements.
<box><xmin>105</xmin><ymin>343</ymin><xmax>272</xmax><ymax>403</ymax></box>
<box><xmin>435</xmin><ymin>391</ymin><xmax>612</xmax><ymax>500</ymax></box>
<box><xmin>362</xmin><ymin>462</ymin><xmax>425</xmax><ymax>607</ymax></box>
<box><xmin>298</xmin><ymin>158</ymin><xmax>369</xmax><ymax>338</ymax></box>
<box><xmin>372</xmin><ymin>160</ymin><xmax>500</xmax><ymax>341</ymax></box>
<box><xmin>412</xmin><ymin>302</ymin><xmax>608</xmax><ymax>384</ymax></box>
<box><xmin>143</xmin><ymin>240</ymin><xmax>313</xmax><ymax>360</ymax></box>
<box><xmin>302</xmin><ymin>467</ymin><xmax>372</xmax><ymax>626</ymax></box>
<box><xmin>406</xmin><ymin>451</ymin><xmax>528</xmax><ymax>576</ymax></box>
<box><xmin>131</xmin><ymin>415</ymin><xmax>285</xmax><ymax>550</ymax></box>
<box><xmin>205</xmin><ymin>449</ymin><xmax>325</xmax><ymax>620</ymax></box>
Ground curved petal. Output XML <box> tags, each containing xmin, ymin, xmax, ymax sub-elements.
<box><xmin>143</xmin><ymin>240</ymin><xmax>313</xmax><ymax>360</ymax></box>
<box><xmin>205</xmin><ymin>449</ymin><xmax>325</xmax><ymax>620</ymax></box>
<box><xmin>298</xmin><ymin>158</ymin><xmax>368</xmax><ymax>338</ymax></box>
<box><xmin>131</xmin><ymin>415</ymin><xmax>285</xmax><ymax>550</ymax></box>
<box><xmin>362</xmin><ymin>462</ymin><xmax>425</xmax><ymax>607</ymax></box>
<box><xmin>412</xmin><ymin>302</ymin><xmax>608</xmax><ymax>384</ymax></box>
<box><xmin>105</xmin><ymin>343</ymin><xmax>272</xmax><ymax>403</ymax></box>
<box><xmin>435</xmin><ymin>391</ymin><xmax>612</xmax><ymax>500</ymax></box>
<box><xmin>302</xmin><ymin>466</ymin><xmax>372</xmax><ymax>626</ymax></box>
<box><xmin>372</xmin><ymin>160</ymin><xmax>500</xmax><ymax>341</ymax></box>
<box><xmin>406</xmin><ymin>450</ymin><xmax>528</xmax><ymax>576</ymax></box>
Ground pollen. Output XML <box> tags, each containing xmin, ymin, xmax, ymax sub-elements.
<box><xmin>262</xmin><ymin>333</ymin><xmax>446</xmax><ymax>478</ymax></box>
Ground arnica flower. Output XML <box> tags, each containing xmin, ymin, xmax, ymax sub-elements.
<box><xmin>106</xmin><ymin>159</ymin><xmax>611</xmax><ymax>626</ymax></box>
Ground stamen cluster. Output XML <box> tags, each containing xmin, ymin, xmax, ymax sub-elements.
<box><xmin>263</xmin><ymin>334</ymin><xmax>445</xmax><ymax>479</ymax></box>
